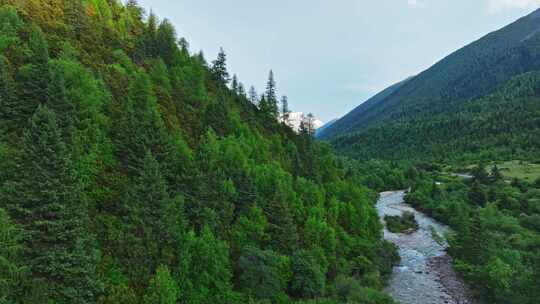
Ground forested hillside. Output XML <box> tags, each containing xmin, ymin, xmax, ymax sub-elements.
<box><xmin>332</xmin><ymin>71</ymin><xmax>540</xmax><ymax>161</ymax></box>
<box><xmin>0</xmin><ymin>1</ymin><xmax>398</xmax><ymax>303</ymax></box>
<box><xmin>321</xmin><ymin>8</ymin><xmax>540</xmax><ymax>161</ymax></box>
<box><xmin>404</xmin><ymin>164</ymin><xmax>540</xmax><ymax>303</ymax></box>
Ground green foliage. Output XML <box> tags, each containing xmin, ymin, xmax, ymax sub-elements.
<box><xmin>0</xmin><ymin>3</ymin><xmax>397</xmax><ymax>303</ymax></box>
<box><xmin>211</xmin><ymin>47</ymin><xmax>229</xmax><ymax>84</ymax></box>
<box><xmin>383</xmin><ymin>212</ymin><xmax>419</xmax><ymax>233</ymax></box>
<box><xmin>238</xmin><ymin>246</ymin><xmax>288</xmax><ymax>301</ymax></box>
<box><xmin>143</xmin><ymin>265</ymin><xmax>178</xmax><ymax>304</ymax></box>
<box><xmin>0</xmin><ymin>6</ymin><xmax>23</xmax><ymax>55</ymax></box>
<box><xmin>260</xmin><ymin>70</ymin><xmax>279</xmax><ymax>119</ymax></box>
<box><xmin>331</xmin><ymin>275</ymin><xmax>397</xmax><ymax>304</ymax></box>
<box><xmin>290</xmin><ymin>250</ymin><xmax>326</xmax><ymax>299</ymax></box>
<box><xmin>0</xmin><ymin>55</ymin><xmax>17</xmax><ymax>133</ymax></box>
<box><xmin>406</xmin><ymin>164</ymin><xmax>540</xmax><ymax>303</ymax></box>
<box><xmin>5</xmin><ymin>105</ymin><xmax>101</xmax><ymax>303</ymax></box>
<box><xmin>0</xmin><ymin>208</ymin><xmax>25</xmax><ymax>303</ymax></box>
<box><xmin>331</xmin><ymin>71</ymin><xmax>540</xmax><ymax>163</ymax></box>
<box><xmin>320</xmin><ymin>7</ymin><xmax>540</xmax><ymax>304</ymax></box>
<box><xmin>497</xmin><ymin>160</ymin><xmax>540</xmax><ymax>182</ymax></box>
<box><xmin>15</xmin><ymin>24</ymin><xmax>49</xmax><ymax>122</ymax></box>
<box><xmin>179</xmin><ymin>227</ymin><xmax>238</xmax><ymax>304</ymax></box>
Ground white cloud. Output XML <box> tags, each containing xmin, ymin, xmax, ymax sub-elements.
<box><xmin>488</xmin><ymin>0</ymin><xmax>540</xmax><ymax>14</ymax></box>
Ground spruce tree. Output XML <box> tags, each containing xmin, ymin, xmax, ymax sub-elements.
<box><xmin>238</xmin><ymin>82</ymin><xmax>246</xmax><ymax>97</ymax></box>
<box><xmin>231</xmin><ymin>74</ymin><xmax>239</xmax><ymax>93</ymax></box>
<box><xmin>156</xmin><ymin>19</ymin><xmax>178</xmax><ymax>65</ymax></box>
<box><xmin>143</xmin><ymin>265</ymin><xmax>179</xmax><ymax>304</ymax></box>
<box><xmin>461</xmin><ymin>211</ymin><xmax>486</xmax><ymax>265</ymax></box>
<box><xmin>211</xmin><ymin>47</ymin><xmax>229</xmax><ymax>84</ymax></box>
<box><xmin>116</xmin><ymin>71</ymin><xmax>173</xmax><ymax>173</ymax></box>
<box><xmin>249</xmin><ymin>86</ymin><xmax>259</xmax><ymax>106</ymax></box>
<box><xmin>27</xmin><ymin>24</ymin><xmax>49</xmax><ymax>67</ymax></box>
<box><xmin>264</xmin><ymin>70</ymin><xmax>278</xmax><ymax>118</ymax></box>
<box><xmin>178</xmin><ymin>37</ymin><xmax>189</xmax><ymax>54</ymax></box>
<box><xmin>121</xmin><ymin>149</ymin><xmax>188</xmax><ymax>285</ymax></box>
<box><xmin>259</xmin><ymin>94</ymin><xmax>269</xmax><ymax>114</ymax></box>
<box><xmin>9</xmin><ymin>105</ymin><xmax>101</xmax><ymax>303</ymax></box>
<box><xmin>0</xmin><ymin>208</ymin><xmax>25</xmax><ymax>303</ymax></box>
<box><xmin>16</xmin><ymin>24</ymin><xmax>49</xmax><ymax>122</ymax></box>
<box><xmin>142</xmin><ymin>12</ymin><xmax>159</xmax><ymax>58</ymax></box>
<box><xmin>46</xmin><ymin>63</ymin><xmax>75</xmax><ymax>136</ymax></box>
<box><xmin>0</xmin><ymin>55</ymin><xmax>18</xmax><ymax>133</ymax></box>
<box><xmin>468</xmin><ymin>181</ymin><xmax>487</xmax><ymax>206</ymax></box>
<box><xmin>266</xmin><ymin>197</ymin><xmax>299</xmax><ymax>254</ymax></box>
<box><xmin>281</xmin><ymin>95</ymin><xmax>290</xmax><ymax>125</ymax></box>
<box><xmin>64</xmin><ymin>0</ymin><xmax>88</xmax><ymax>39</ymax></box>
<box><xmin>128</xmin><ymin>150</ymin><xmax>171</xmax><ymax>247</ymax></box>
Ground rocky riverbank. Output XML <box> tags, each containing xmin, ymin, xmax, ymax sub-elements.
<box><xmin>377</xmin><ymin>191</ymin><xmax>475</xmax><ymax>304</ymax></box>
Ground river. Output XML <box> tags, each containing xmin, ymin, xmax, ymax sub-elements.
<box><xmin>377</xmin><ymin>191</ymin><xmax>475</xmax><ymax>304</ymax></box>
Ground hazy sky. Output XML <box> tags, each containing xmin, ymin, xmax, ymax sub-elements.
<box><xmin>136</xmin><ymin>0</ymin><xmax>540</xmax><ymax>122</ymax></box>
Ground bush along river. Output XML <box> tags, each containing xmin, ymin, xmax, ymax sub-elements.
<box><xmin>377</xmin><ymin>191</ymin><xmax>475</xmax><ymax>304</ymax></box>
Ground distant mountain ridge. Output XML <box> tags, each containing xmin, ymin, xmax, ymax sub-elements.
<box><xmin>317</xmin><ymin>77</ymin><xmax>411</xmax><ymax>138</ymax></box>
<box><xmin>320</xmin><ymin>8</ymin><xmax>540</xmax><ymax>142</ymax></box>
<box><xmin>315</xmin><ymin>118</ymin><xmax>338</xmax><ymax>137</ymax></box>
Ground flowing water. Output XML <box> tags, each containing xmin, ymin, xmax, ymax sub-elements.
<box><xmin>377</xmin><ymin>191</ymin><xmax>475</xmax><ymax>304</ymax></box>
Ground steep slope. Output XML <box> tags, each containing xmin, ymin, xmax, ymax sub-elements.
<box><xmin>332</xmin><ymin>71</ymin><xmax>540</xmax><ymax>161</ymax></box>
<box><xmin>0</xmin><ymin>2</ymin><xmax>399</xmax><ymax>304</ymax></box>
<box><xmin>315</xmin><ymin>118</ymin><xmax>338</xmax><ymax>137</ymax></box>
<box><xmin>321</xmin><ymin>8</ymin><xmax>540</xmax><ymax>140</ymax></box>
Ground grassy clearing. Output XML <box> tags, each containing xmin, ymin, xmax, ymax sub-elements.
<box><xmin>497</xmin><ymin>160</ymin><xmax>540</xmax><ymax>181</ymax></box>
<box><xmin>440</xmin><ymin>160</ymin><xmax>540</xmax><ymax>182</ymax></box>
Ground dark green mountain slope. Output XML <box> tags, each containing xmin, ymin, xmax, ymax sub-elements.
<box><xmin>332</xmin><ymin>71</ymin><xmax>540</xmax><ymax>161</ymax></box>
<box><xmin>320</xmin><ymin>8</ymin><xmax>540</xmax><ymax>141</ymax></box>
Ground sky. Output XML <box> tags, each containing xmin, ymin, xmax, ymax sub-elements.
<box><xmin>136</xmin><ymin>0</ymin><xmax>540</xmax><ymax>122</ymax></box>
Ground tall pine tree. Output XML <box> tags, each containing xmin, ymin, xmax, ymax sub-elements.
<box><xmin>143</xmin><ymin>265</ymin><xmax>178</xmax><ymax>304</ymax></box>
<box><xmin>46</xmin><ymin>63</ymin><xmax>75</xmax><ymax>137</ymax></box>
<box><xmin>266</xmin><ymin>70</ymin><xmax>279</xmax><ymax>118</ymax></box>
<box><xmin>0</xmin><ymin>208</ymin><xmax>25</xmax><ymax>303</ymax></box>
<box><xmin>281</xmin><ymin>95</ymin><xmax>290</xmax><ymax>126</ymax></box>
<box><xmin>7</xmin><ymin>105</ymin><xmax>101</xmax><ymax>303</ymax></box>
<box><xmin>249</xmin><ymin>85</ymin><xmax>258</xmax><ymax>106</ymax></box>
<box><xmin>63</xmin><ymin>0</ymin><xmax>88</xmax><ymax>39</ymax></box>
<box><xmin>211</xmin><ymin>47</ymin><xmax>229</xmax><ymax>84</ymax></box>
<box><xmin>16</xmin><ymin>24</ymin><xmax>49</xmax><ymax>124</ymax></box>
<box><xmin>264</xmin><ymin>70</ymin><xmax>279</xmax><ymax>118</ymax></box>
<box><xmin>115</xmin><ymin>71</ymin><xmax>173</xmax><ymax>173</ymax></box>
<box><xmin>0</xmin><ymin>55</ymin><xmax>18</xmax><ymax>133</ymax></box>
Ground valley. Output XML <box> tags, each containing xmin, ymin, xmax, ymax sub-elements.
<box><xmin>1</xmin><ymin>1</ymin><xmax>540</xmax><ymax>304</ymax></box>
